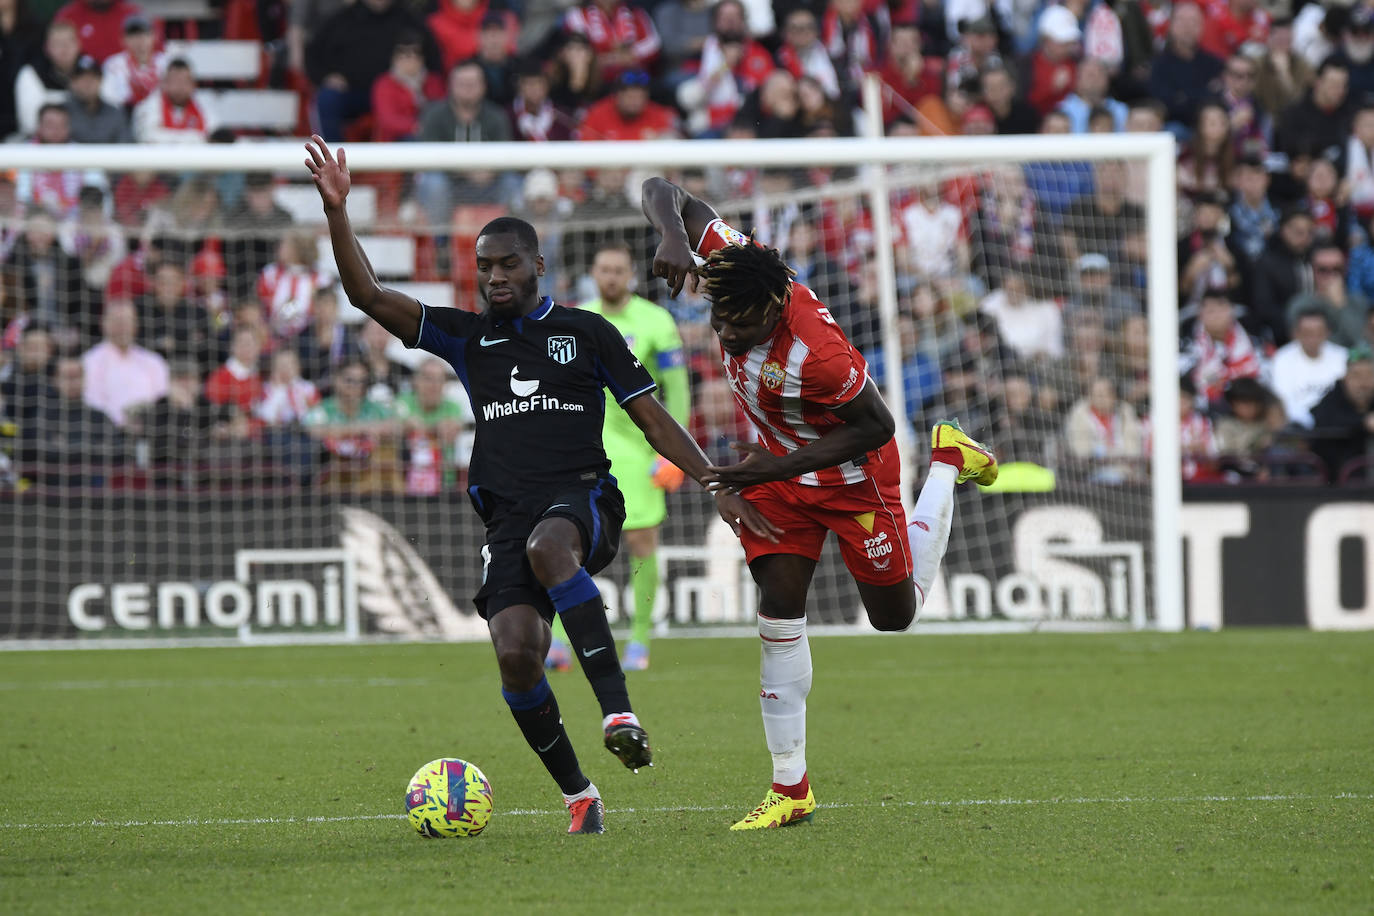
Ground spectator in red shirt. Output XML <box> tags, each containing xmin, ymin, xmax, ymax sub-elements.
<box><xmin>100</xmin><ymin>13</ymin><xmax>165</xmax><ymax>110</ymax></box>
<box><xmin>877</xmin><ymin>20</ymin><xmax>944</xmax><ymax>130</ymax></box>
<box><xmin>822</xmin><ymin>0</ymin><xmax>882</xmax><ymax>96</ymax></box>
<box><xmin>107</xmin><ymin>235</ymin><xmax>180</xmax><ymax>303</ymax></box>
<box><xmin>131</xmin><ymin>58</ymin><xmax>217</xmax><ymax>143</ymax></box>
<box><xmin>111</xmin><ymin>171</ymin><xmax>170</xmax><ymax>227</ymax></box>
<box><xmin>776</xmin><ymin>8</ymin><xmax>840</xmax><ymax>101</ymax></box>
<box><xmin>562</xmin><ymin>0</ymin><xmax>661</xmax><ymax>85</ymax></box>
<box><xmin>1183</xmin><ymin>287</ymin><xmax>1263</xmax><ymax>405</ymax></box>
<box><xmin>1200</xmin><ymin>0</ymin><xmax>1269</xmax><ymax>61</ymax></box>
<box><xmin>1024</xmin><ymin>5</ymin><xmax>1081</xmax><ymax>116</ymax></box>
<box><xmin>370</xmin><ymin>33</ymin><xmax>443</xmax><ymax>142</ymax></box>
<box><xmin>676</xmin><ymin>0</ymin><xmax>774</xmax><ymax>136</ymax></box>
<box><xmin>427</xmin><ymin>0</ymin><xmax>518</xmax><ymax>73</ymax></box>
<box><xmin>54</xmin><ymin>0</ymin><xmax>157</xmax><ymax>64</ymax></box>
<box><xmin>577</xmin><ymin>69</ymin><xmax>678</xmax><ymax>140</ymax></box>
<box><xmin>205</xmin><ymin>325</ymin><xmax>265</xmax><ymax>416</ymax></box>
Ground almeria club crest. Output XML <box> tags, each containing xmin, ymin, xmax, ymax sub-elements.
<box><xmin>548</xmin><ymin>336</ymin><xmax>577</xmax><ymax>364</ymax></box>
<box><xmin>761</xmin><ymin>360</ymin><xmax>785</xmax><ymax>392</ymax></box>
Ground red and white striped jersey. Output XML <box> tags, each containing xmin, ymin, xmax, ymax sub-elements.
<box><xmin>257</xmin><ymin>263</ymin><xmax>333</xmax><ymax>339</ymax></box>
<box><xmin>696</xmin><ymin>218</ymin><xmax>898</xmax><ymax>487</ymax></box>
<box><xmin>561</xmin><ymin>2</ymin><xmax>660</xmax><ymax>71</ymax></box>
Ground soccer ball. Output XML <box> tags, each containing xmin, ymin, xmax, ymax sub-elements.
<box><xmin>405</xmin><ymin>758</ymin><xmax>493</xmax><ymax>838</ymax></box>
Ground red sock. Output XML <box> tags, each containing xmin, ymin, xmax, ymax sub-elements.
<box><xmin>772</xmin><ymin>772</ymin><xmax>809</xmax><ymax>799</ymax></box>
<box><xmin>931</xmin><ymin>448</ymin><xmax>964</xmax><ymax>472</ymax></box>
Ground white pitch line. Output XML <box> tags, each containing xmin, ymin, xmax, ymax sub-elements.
<box><xmin>0</xmin><ymin>676</ymin><xmax>436</xmax><ymax>691</ymax></box>
<box><xmin>3</xmin><ymin>793</ymin><xmax>1370</xmax><ymax>832</ymax></box>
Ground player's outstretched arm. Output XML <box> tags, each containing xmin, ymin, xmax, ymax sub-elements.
<box><xmin>305</xmin><ymin>136</ymin><xmax>421</xmax><ymax>343</ymax></box>
<box><xmin>624</xmin><ymin>393</ymin><xmax>780</xmax><ymax>542</ymax></box>
<box><xmin>704</xmin><ymin>381</ymin><xmax>897</xmax><ymax>492</ymax></box>
<box><xmin>641</xmin><ymin>176</ymin><xmax>719</xmax><ymax>298</ymax></box>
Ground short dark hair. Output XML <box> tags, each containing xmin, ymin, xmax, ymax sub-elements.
<box><xmin>1316</xmin><ymin>54</ymin><xmax>1349</xmax><ymax>78</ymax></box>
<box><xmin>1293</xmin><ymin>305</ymin><xmax>1331</xmax><ymax>328</ymax></box>
<box><xmin>166</xmin><ymin>57</ymin><xmax>192</xmax><ymax>74</ymax></box>
<box><xmin>1279</xmin><ymin>206</ymin><xmax>1313</xmax><ymax>227</ymax></box>
<box><xmin>1087</xmin><ymin>104</ymin><xmax>1114</xmax><ymax>125</ymax></box>
<box><xmin>478</xmin><ymin>216</ymin><xmax>540</xmax><ymax>254</ymax></box>
<box><xmin>982</xmin><ymin>64</ymin><xmax>1015</xmax><ymax>86</ymax></box>
<box><xmin>37</xmin><ymin>102</ymin><xmax>67</xmax><ymax>122</ymax></box>
<box><xmin>392</xmin><ymin>30</ymin><xmax>422</xmax><ymax>52</ymax></box>
<box><xmin>1224</xmin><ymin>376</ymin><xmax>1270</xmax><ymax>405</ymax></box>
<box><xmin>699</xmin><ymin>233</ymin><xmax>795</xmax><ymax>322</ymax></box>
<box><xmin>336</xmin><ymin>358</ymin><xmax>370</xmax><ymax>380</ymax></box>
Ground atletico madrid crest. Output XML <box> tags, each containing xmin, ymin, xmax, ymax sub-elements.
<box><xmin>548</xmin><ymin>336</ymin><xmax>577</xmax><ymax>364</ymax></box>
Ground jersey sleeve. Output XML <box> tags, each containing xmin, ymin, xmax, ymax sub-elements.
<box><xmin>694</xmin><ymin>217</ymin><xmax>753</xmax><ymax>259</ymax></box>
<box><xmin>800</xmin><ymin>341</ymin><xmax>868</xmax><ymax>410</ymax></box>
<box><xmin>407</xmin><ymin>303</ymin><xmax>481</xmax><ymax>358</ymax></box>
<box><xmin>652</xmin><ymin>309</ymin><xmax>686</xmax><ymax>373</ymax></box>
<box><xmin>589</xmin><ymin>314</ymin><xmax>657</xmax><ymax>406</ymax></box>
<box><xmin>653</xmin><ymin>310</ymin><xmax>690</xmax><ymax>425</ymax></box>
<box><xmin>797</xmin><ymin>303</ymin><xmax>870</xmax><ymax>411</ymax></box>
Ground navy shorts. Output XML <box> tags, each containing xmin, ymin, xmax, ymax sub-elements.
<box><xmin>468</xmin><ymin>477</ymin><xmax>624</xmax><ymax>622</ymax></box>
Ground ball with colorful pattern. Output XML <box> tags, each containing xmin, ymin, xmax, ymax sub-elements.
<box><xmin>405</xmin><ymin>758</ymin><xmax>493</xmax><ymax>838</ymax></box>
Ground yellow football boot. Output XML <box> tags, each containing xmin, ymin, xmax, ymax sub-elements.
<box><xmin>730</xmin><ymin>788</ymin><xmax>817</xmax><ymax>830</ymax></box>
<box><xmin>931</xmin><ymin>419</ymin><xmax>999</xmax><ymax>487</ymax></box>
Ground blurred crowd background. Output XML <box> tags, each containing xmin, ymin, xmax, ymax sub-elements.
<box><xmin>0</xmin><ymin>0</ymin><xmax>1371</xmax><ymax>493</ymax></box>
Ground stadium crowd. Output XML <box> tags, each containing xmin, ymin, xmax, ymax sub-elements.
<box><xmin>0</xmin><ymin>0</ymin><xmax>1371</xmax><ymax>491</ymax></box>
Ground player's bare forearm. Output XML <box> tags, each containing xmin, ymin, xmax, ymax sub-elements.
<box><xmin>776</xmin><ymin>384</ymin><xmax>895</xmax><ymax>477</ymax></box>
<box><xmin>626</xmin><ymin>390</ymin><xmax>782</xmax><ymax>542</ymax></box>
<box><xmin>322</xmin><ymin>206</ymin><xmax>421</xmax><ymax>343</ymax></box>
<box><xmin>641</xmin><ymin>177</ymin><xmax>692</xmax><ymax>243</ymax></box>
<box><xmin>705</xmin><ymin>382</ymin><xmax>896</xmax><ymax>489</ymax></box>
<box><xmin>625</xmin><ymin>393</ymin><xmax>711</xmax><ymax>486</ymax></box>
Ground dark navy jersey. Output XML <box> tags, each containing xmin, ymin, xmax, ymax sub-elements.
<box><xmin>406</xmin><ymin>296</ymin><xmax>657</xmax><ymax>501</ymax></box>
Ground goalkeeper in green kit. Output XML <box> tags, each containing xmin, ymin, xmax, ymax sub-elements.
<box><xmin>547</xmin><ymin>241</ymin><xmax>691</xmax><ymax>672</ymax></box>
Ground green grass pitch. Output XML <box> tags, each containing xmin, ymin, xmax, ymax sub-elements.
<box><xmin>2</xmin><ymin>631</ymin><xmax>1371</xmax><ymax>914</ymax></box>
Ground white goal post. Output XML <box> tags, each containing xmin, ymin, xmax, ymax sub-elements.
<box><xmin>0</xmin><ymin>130</ymin><xmax>1180</xmax><ymax>645</ymax></box>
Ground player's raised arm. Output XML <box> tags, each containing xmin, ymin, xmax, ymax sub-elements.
<box><xmin>305</xmin><ymin>136</ymin><xmax>421</xmax><ymax>343</ymax></box>
<box><xmin>641</xmin><ymin>176</ymin><xmax>719</xmax><ymax>298</ymax></box>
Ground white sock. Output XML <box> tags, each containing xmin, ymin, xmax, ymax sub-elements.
<box><xmin>758</xmin><ymin>615</ymin><xmax>811</xmax><ymax>786</ymax></box>
<box><xmin>601</xmin><ymin>711</ymin><xmax>640</xmax><ymax>730</ymax></box>
<box><xmin>562</xmin><ymin>781</ymin><xmax>599</xmax><ymax>805</ymax></box>
<box><xmin>908</xmin><ymin>463</ymin><xmax>957</xmax><ymax>617</ymax></box>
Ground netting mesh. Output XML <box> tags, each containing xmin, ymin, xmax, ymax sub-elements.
<box><xmin>0</xmin><ymin>148</ymin><xmax>1156</xmax><ymax>641</ymax></box>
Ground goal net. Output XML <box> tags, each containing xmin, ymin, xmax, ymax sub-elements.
<box><xmin>0</xmin><ymin>132</ymin><xmax>1178</xmax><ymax>646</ymax></box>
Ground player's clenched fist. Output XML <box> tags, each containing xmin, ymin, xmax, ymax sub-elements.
<box><xmin>651</xmin><ymin>235</ymin><xmax>697</xmax><ymax>298</ymax></box>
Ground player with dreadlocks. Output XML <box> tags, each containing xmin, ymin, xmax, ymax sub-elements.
<box><xmin>642</xmin><ymin>176</ymin><xmax>999</xmax><ymax>830</ymax></box>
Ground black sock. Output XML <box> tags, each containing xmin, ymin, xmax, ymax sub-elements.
<box><xmin>548</xmin><ymin>569</ymin><xmax>631</xmax><ymax>717</ymax></box>
<box><xmin>502</xmin><ymin>677</ymin><xmax>589</xmax><ymax>796</ymax></box>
